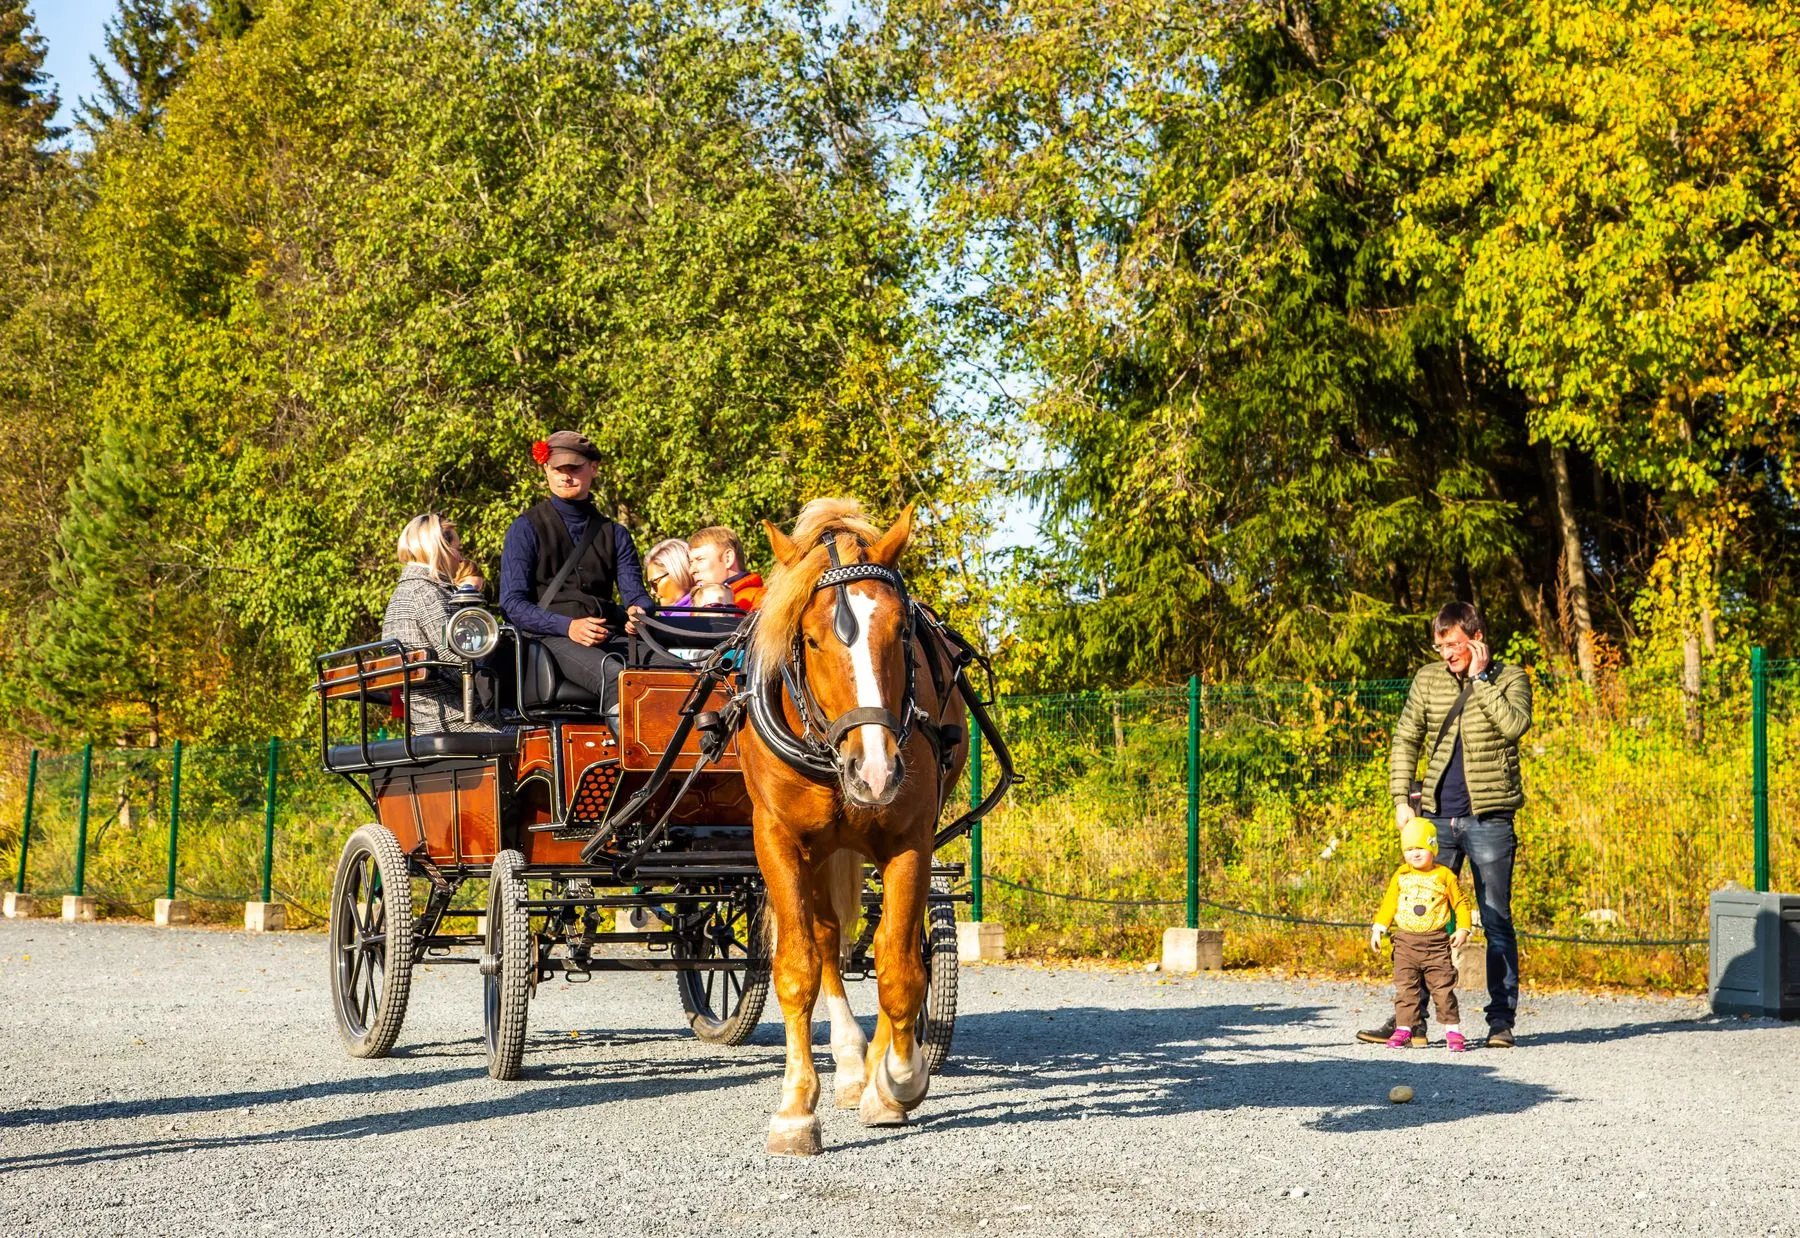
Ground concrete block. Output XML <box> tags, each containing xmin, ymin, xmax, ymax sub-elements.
<box><xmin>243</xmin><ymin>901</ymin><xmax>286</xmax><ymax>933</ymax></box>
<box><xmin>154</xmin><ymin>898</ymin><xmax>192</xmax><ymax>927</ymax></box>
<box><xmin>61</xmin><ymin>895</ymin><xmax>98</xmax><ymax>923</ymax></box>
<box><xmin>1160</xmin><ymin>926</ymin><xmax>1225</xmax><ymax>974</ymax></box>
<box><xmin>3</xmin><ymin>892</ymin><xmax>34</xmax><ymax>918</ymax></box>
<box><xmin>1454</xmin><ymin>941</ymin><xmax>1488</xmax><ymax>995</ymax></box>
<box><xmin>956</xmin><ymin>920</ymin><xmax>1006</xmax><ymax>963</ymax></box>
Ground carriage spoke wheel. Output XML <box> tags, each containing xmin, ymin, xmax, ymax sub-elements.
<box><xmin>917</xmin><ymin>896</ymin><xmax>959</xmax><ymax>1075</ymax></box>
<box><xmin>328</xmin><ymin>825</ymin><xmax>415</xmax><ymax>1059</ymax></box>
<box><xmin>483</xmin><ymin>849</ymin><xmax>534</xmax><ymax>1080</ymax></box>
<box><xmin>673</xmin><ymin>890</ymin><xmax>769</xmax><ymax>1046</ymax></box>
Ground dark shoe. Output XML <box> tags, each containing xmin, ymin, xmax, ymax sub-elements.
<box><xmin>1357</xmin><ymin>1019</ymin><xmax>1427</xmax><ymax>1047</ymax></box>
<box><xmin>1486</xmin><ymin>1026</ymin><xmax>1516</xmax><ymax>1049</ymax></box>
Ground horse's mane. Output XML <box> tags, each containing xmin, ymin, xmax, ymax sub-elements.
<box><xmin>753</xmin><ymin>498</ymin><xmax>883</xmax><ymax>669</ymax></box>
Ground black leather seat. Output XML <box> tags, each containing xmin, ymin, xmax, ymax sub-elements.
<box><xmin>327</xmin><ymin>730</ymin><xmax>520</xmax><ymax>769</ymax></box>
<box><xmin>519</xmin><ymin>640</ymin><xmax>609</xmax><ymax>712</ymax></box>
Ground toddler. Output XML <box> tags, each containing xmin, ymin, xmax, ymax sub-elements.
<box><xmin>1370</xmin><ymin>819</ymin><xmax>1473</xmax><ymax>1051</ymax></box>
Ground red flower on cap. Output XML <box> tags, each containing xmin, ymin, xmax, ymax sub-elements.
<box><xmin>530</xmin><ymin>440</ymin><xmax>551</xmax><ymax>465</ymax></box>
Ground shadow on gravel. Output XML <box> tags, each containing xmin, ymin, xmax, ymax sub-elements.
<box><xmin>921</xmin><ymin>1004</ymin><xmax>1562</xmax><ymax>1136</ymax></box>
<box><xmin>1502</xmin><ymin>1016</ymin><xmax>1778</xmax><ymax>1047</ymax></box>
<box><xmin>0</xmin><ymin>1045</ymin><xmax>782</xmax><ymax>1174</ymax></box>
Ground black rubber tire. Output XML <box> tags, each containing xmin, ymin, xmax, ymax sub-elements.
<box><xmin>674</xmin><ymin>893</ymin><xmax>770</xmax><ymax>1046</ymax></box>
<box><xmin>483</xmin><ymin>849</ymin><xmax>533</xmax><ymax>1080</ymax></box>
<box><xmin>918</xmin><ymin>898</ymin><xmax>959</xmax><ymax>1075</ymax></box>
<box><xmin>328</xmin><ymin>824</ymin><xmax>415</xmax><ymax>1059</ymax></box>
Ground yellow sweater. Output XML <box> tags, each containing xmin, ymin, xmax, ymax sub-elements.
<box><xmin>1373</xmin><ymin>862</ymin><xmax>1472</xmax><ymax>934</ymax></box>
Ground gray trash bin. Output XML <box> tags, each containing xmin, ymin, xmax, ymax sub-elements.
<box><xmin>1709</xmin><ymin>887</ymin><xmax>1800</xmax><ymax>1019</ymax></box>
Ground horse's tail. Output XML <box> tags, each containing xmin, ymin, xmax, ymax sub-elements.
<box><xmin>823</xmin><ymin>847</ymin><xmax>863</xmax><ymax>969</ymax></box>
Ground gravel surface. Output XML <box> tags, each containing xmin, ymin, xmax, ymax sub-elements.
<box><xmin>2</xmin><ymin>919</ymin><xmax>1796</xmax><ymax>1237</ymax></box>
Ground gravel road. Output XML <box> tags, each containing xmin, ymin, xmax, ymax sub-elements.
<box><xmin>1</xmin><ymin>919</ymin><xmax>1795</xmax><ymax>1237</ymax></box>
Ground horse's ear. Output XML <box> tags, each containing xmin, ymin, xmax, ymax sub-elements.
<box><xmin>870</xmin><ymin>503</ymin><xmax>916</xmax><ymax>567</ymax></box>
<box><xmin>765</xmin><ymin>520</ymin><xmax>801</xmax><ymax>568</ymax></box>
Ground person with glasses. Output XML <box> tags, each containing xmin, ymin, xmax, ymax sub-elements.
<box><xmin>643</xmin><ymin>538</ymin><xmax>695</xmax><ymax>608</ymax></box>
<box><xmin>1357</xmin><ymin>601</ymin><xmax>1533</xmax><ymax>1049</ymax></box>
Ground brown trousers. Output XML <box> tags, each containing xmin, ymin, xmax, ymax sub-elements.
<box><xmin>1392</xmin><ymin>929</ymin><xmax>1460</xmax><ymax>1029</ymax></box>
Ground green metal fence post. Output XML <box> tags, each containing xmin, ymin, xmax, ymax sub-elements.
<box><xmin>261</xmin><ymin>737</ymin><xmax>279</xmax><ymax>905</ymax></box>
<box><xmin>14</xmin><ymin>749</ymin><xmax>36</xmax><ymax>893</ymax></box>
<box><xmin>165</xmin><ymin>740</ymin><xmax>183</xmax><ymax>902</ymax></box>
<box><xmin>1187</xmin><ymin>674</ymin><xmax>1200</xmax><ymax>931</ymax></box>
<box><xmin>969</xmin><ymin>716</ymin><xmax>983</xmax><ymax>923</ymax></box>
<box><xmin>1752</xmin><ymin>646</ymin><xmax>1769</xmax><ymax>893</ymax></box>
<box><xmin>73</xmin><ymin>742</ymin><xmax>93</xmax><ymax>897</ymax></box>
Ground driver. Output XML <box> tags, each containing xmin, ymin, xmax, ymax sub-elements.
<box><xmin>497</xmin><ymin>430</ymin><xmax>653</xmax><ymax>714</ymax></box>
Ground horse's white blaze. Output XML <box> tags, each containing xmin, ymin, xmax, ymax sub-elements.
<box><xmin>845</xmin><ymin>589</ymin><xmax>894</xmax><ymax>797</ymax></box>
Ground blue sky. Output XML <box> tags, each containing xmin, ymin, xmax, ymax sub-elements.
<box><xmin>31</xmin><ymin>0</ymin><xmax>111</xmax><ymax>131</ymax></box>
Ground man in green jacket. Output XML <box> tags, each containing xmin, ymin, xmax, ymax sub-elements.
<box><xmin>1359</xmin><ymin>601</ymin><xmax>1533</xmax><ymax>1049</ymax></box>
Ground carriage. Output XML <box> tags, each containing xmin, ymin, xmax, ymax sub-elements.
<box><xmin>313</xmin><ymin>591</ymin><xmax>1003</xmax><ymax>1081</ymax></box>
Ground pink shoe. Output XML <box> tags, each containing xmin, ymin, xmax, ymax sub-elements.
<box><xmin>1446</xmin><ymin>1031</ymin><xmax>1467</xmax><ymax>1053</ymax></box>
<box><xmin>1384</xmin><ymin>1028</ymin><xmax>1415</xmax><ymax>1048</ymax></box>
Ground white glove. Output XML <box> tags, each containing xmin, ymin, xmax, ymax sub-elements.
<box><xmin>1369</xmin><ymin>923</ymin><xmax>1387</xmax><ymax>954</ymax></box>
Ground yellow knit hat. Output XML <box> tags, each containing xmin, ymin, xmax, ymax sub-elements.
<box><xmin>1401</xmin><ymin>819</ymin><xmax>1439</xmax><ymax>853</ymax></box>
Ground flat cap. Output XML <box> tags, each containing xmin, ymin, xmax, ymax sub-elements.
<box><xmin>533</xmin><ymin>429</ymin><xmax>600</xmax><ymax>468</ymax></box>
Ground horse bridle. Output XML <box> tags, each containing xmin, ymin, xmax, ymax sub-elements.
<box><xmin>779</xmin><ymin>536</ymin><xmax>920</xmax><ymax>767</ymax></box>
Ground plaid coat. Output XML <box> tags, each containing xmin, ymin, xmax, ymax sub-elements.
<box><xmin>380</xmin><ymin>563</ymin><xmax>500</xmax><ymax>735</ymax></box>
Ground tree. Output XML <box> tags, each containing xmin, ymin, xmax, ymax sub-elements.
<box><xmin>78</xmin><ymin>0</ymin><xmax>202</xmax><ymax>134</ymax></box>
<box><xmin>888</xmin><ymin>0</ymin><xmax>1541</xmax><ymax>686</ymax></box>
<box><xmin>36</xmin><ymin>0</ymin><xmax>993</xmax><ymax>741</ymax></box>
<box><xmin>1386</xmin><ymin>0</ymin><xmax>1800</xmax><ymax>677</ymax></box>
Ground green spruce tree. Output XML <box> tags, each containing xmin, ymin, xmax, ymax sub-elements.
<box><xmin>78</xmin><ymin>0</ymin><xmax>201</xmax><ymax>134</ymax></box>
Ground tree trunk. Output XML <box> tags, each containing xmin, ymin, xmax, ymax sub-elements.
<box><xmin>1549</xmin><ymin>445</ymin><xmax>1596</xmax><ymax>684</ymax></box>
<box><xmin>1506</xmin><ymin>553</ymin><xmax>1564</xmax><ymax>663</ymax></box>
<box><xmin>1682</xmin><ymin>625</ymin><xmax>1704</xmax><ymax>742</ymax></box>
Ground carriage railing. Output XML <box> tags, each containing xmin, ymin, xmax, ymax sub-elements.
<box><xmin>312</xmin><ymin>636</ymin><xmax>522</xmax><ymax>770</ymax></box>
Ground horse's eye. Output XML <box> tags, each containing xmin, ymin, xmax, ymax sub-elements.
<box><xmin>805</xmin><ymin>637</ymin><xmax>819</xmax><ymax>651</ymax></box>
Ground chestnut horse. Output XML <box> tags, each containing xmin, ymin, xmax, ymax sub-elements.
<box><xmin>739</xmin><ymin>499</ymin><xmax>969</xmax><ymax>1156</ymax></box>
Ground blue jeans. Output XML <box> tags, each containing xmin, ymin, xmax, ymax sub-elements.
<box><xmin>1431</xmin><ymin>814</ymin><xmax>1519</xmax><ymax>1030</ymax></box>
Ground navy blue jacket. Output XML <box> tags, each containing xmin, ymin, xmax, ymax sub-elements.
<box><xmin>499</xmin><ymin>496</ymin><xmax>652</xmax><ymax>636</ymax></box>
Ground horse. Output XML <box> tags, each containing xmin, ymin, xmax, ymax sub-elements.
<box><xmin>738</xmin><ymin>498</ymin><xmax>970</xmax><ymax>1156</ymax></box>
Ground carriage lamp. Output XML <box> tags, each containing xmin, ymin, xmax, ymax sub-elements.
<box><xmin>445</xmin><ymin>608</ymin><xmax>500</xmax><ymax>661</ymax></box>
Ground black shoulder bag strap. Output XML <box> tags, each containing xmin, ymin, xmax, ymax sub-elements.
<box><xmin>1435</xmin><ymin>677</ymin><xmax>1475</xmax><ymax>751</ymax></box>
<box><xmin>1409</xmin><ymin>674</ymin><xmax>1475</xmax><ymax>810</ymax></box>
<box><xmin>538</xmin><ymin>515</ymin><xmax>602</xmax><ymax>610</ymax></box>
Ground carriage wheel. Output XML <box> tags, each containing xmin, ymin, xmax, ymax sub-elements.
<box><xmin>918</xmin><ymin>898</ymin><xmax>959</xmax><ymax>1075</ymax></box>
<box><xmin>483</xmin><ymin>849</ymin><xmax>534</xmax><ymax>1080</ymax></box>
<box><xmin>328</xmin><ymin>824</ymin><xmax>415</xmax><ymax>1059</ymax></box>
<box><xmin>673</xmin><ymin>891</ymin><xmax>770</xmax><ymax>1046</ymax></box>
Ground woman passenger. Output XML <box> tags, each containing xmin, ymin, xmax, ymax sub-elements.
<box><xmin>644</xmin><ymin>538</ymin><xmax>695</xmax><ymax>608</ymax></box>
<box><xmin>381</xmin><ymin>513</ymin><xmax>500</xmax><ymax>734</ymax></box>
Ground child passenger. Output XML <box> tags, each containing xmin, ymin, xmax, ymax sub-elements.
<box><xmin>1370</xmin><ymin>819</ymin><xmax>1473</xmax><ymax>1051</ymax></box>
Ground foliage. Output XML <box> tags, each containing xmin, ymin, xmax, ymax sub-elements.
<box><xmin>7</xmin><ymin>0</ymin><xmax>992</xmax><ymax>743</ymax></box>
<box><xmin>79</xmin><ymin>0</ymin><xmax>205</xmax><ymax>134</ymax></box>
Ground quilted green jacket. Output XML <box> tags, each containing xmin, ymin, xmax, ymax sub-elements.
<box><xmin>1387</xmin><ymin>660</ymin><xmax>1533</xmax><ymax>817</ymax></box>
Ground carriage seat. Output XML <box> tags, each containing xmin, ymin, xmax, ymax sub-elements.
<box><xmin>519</xmin><ymin>639</ymin><xmax>609</xmax><ymax>713</ymax></box>
<box><xmin>326</xmin><ymin>730</ymin><xmax>520</xmax><ymax>769</ymax></box>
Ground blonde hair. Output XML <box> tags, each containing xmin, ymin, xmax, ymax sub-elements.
<box><xmin>691</xmin><ymin>581</ymin><xmax>732</xmax><ymax>607</ymax></box>
<box><xmin>397</xmin><ymin>513</ymin><xmax>477</xmax><ymax>586</ymax></box>
<box><xmin>645</xmin><ymin>538</ymin><xmax>694</xmax><ymax>599</ymax></box>
<box><xmin>689</xmin><ymin>525</ymin><xmax>746</xmax><ymax>570</ymax></box>
<box><xmin>752</xmin><ymin>499</ymin><xmax>882</xmax><ymax>668</ymax></box>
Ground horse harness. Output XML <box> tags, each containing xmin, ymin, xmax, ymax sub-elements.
<box><xmin>747</xmin><ymin>535</ymin><xmax>968</xmax><ymax>785</ymax></box>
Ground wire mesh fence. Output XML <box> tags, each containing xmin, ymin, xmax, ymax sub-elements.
<box><xmin>0</xmin><ymin>650</ymin><xmax>1794</xmax><ymax>983</ymax></box>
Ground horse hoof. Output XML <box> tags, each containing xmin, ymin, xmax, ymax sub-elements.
<box><xmin>873</xmin><ymin>1046</ymin><xmax>930</xmax><ymax>1112</ymax></box>
<box><xmin>859</xmin><ymin>1083</ymin><xmax>907</xmax><ymax>1127</ymax></box>
<box><xmin>835</xmin><ymin>1075</ymin><xmax>866</xmax><ymax>1110</ymax></box>
<box><xmin>766</xmin><ymin>1115</ymin><xmax>823</xmax><ymax>1157</ymax></box>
